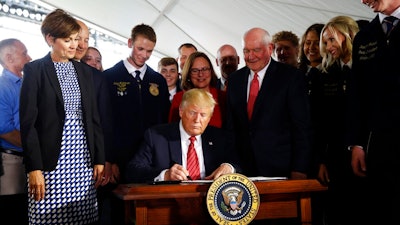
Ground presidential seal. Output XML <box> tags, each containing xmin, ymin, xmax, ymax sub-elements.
<box><xmin>206</xmin><ymin>173</ymin><xmax>260</xmax><ymax>225</ymax></box>
<box><xmin>149</xmin><ymin>83</ymin><xmax>159</xmax><ymax>96</ymax></box>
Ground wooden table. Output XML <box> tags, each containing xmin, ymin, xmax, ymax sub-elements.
<box><xmin>113</xmin><ymin>179</ymin><xmax>327</xmax><ymax>225</ymax></box>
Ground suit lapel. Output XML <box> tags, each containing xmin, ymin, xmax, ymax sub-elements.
<box><xmin>72</xmin><ymin>61</ymin><xmax>89</xmax><ymax>111</ymax></box>
<box><xmin>252</xmin><ymin>60</ymin><xmax>277</xmax><ymax>120</ymax></box>
<box><xmin>44</xmin><ymin>54</ymin><xmax>64</xmax><ymax>105</ymax></box>
<box><xmin>238</xmin><ymin>68</ymin><xmax>251</xmax><ymax>119</ymax></box>
<box><xmin>168</xmin><ymin>123</ymin><xmax>183</xmax><ymax>165</ymax></box>
<box><xmin>201</xmin><ymin>128</ymin><xmax>214</xmax><ymax>170</ymax></box>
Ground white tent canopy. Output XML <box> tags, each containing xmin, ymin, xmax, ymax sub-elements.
<box><xmin>35</xmin><ymin>0</ymin><xmax>375</xmax><ymax>71</ymax></box>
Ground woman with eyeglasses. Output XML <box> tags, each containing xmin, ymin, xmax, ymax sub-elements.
<box><xmin>168</xmin><ymin>52</ymin><xmax>226</xmax><ymax>128</ymax></box>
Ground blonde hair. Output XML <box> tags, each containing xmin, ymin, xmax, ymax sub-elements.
<box><xmin>320</xmin><ymin>15</ymin><xmax>359</xmax><ymax>72</ymax></box>
<box><xmin>179</xmin><ymin>88</ymin><xmax>216</xmax><ymax>114</ymax></box>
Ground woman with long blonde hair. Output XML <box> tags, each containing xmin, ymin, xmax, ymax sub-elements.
<box><xmin>315</xmin><ymin>15</ymin><xmax>361</xmax><ymax>225</ymax></box>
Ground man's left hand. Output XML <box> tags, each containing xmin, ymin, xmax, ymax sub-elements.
<box><xmin>204</xmin><ymin>163</ymin><xmax>234</xmax><ymax>180</ymax></box>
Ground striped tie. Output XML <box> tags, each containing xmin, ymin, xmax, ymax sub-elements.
<box><xmin>187</xmin><ymin>136</ymin><xmax>200</xmax><ymax>180</ymax></box>
<box><xmin>383</xmin><ymin>16</ymin><xmax>399</xmax><ymax>37</ymax></box>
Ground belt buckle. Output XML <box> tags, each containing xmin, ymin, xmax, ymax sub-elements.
<box><xmin>1</xmin><ymin>148</ymin><xmax>23</xmax><ymax>157</ymax></box>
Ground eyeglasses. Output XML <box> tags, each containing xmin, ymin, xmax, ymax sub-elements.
<box><xmin>190</xmin><ymin>67</ymin><xmax>211</xmax><ymax>75</ymax></box>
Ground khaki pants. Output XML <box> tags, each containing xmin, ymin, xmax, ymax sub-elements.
<box><xmin>0</xmin><ymin>152</ymin><xmax>26</xmax><ymax>195</ymax></box>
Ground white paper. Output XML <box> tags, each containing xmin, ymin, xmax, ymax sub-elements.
<box><xmin>248</xmin><ymin>177</ymin><xmax>288</xmax><ymax>181</ymax></box>
<box><xmin>181</xmin><ymin>177</ymin><xmax>287</xmax><ymax>183</ymax></box>
<box><xmin>181</xmin><ymin>180</ymin><xmax>214</xmax><ymax>183</ymax></box>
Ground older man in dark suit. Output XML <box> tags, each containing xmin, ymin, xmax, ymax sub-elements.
<box><xmin>126</xmin><ymin>88</ymin><xmax>238</xmax><ymax>183</ymax></box>
<box><xmin>226</xmin><ymin>27</ymin><xmax>312</xmax><ymax>180</ymax></box>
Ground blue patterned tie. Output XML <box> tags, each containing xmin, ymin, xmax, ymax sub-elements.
<box><xmin>383</xmin><ymin>16</ymin><xmax>399</xmax><ymax>37</ymax></box>
<box><xmin>134</xmin><ymin>70</ymin><xmax>141</xmax><ymax>82</ymax></box>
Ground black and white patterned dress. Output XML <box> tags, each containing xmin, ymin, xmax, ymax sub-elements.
<box><xmin>28</xmin><ymin>61</ymin><xmax>98</xmax><ymax>225</ymax></box>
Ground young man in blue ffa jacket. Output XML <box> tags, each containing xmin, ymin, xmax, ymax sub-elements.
<box><xmin>102</xmin><ymin>24</ymin><xmax>170</xmax><ymax>224</ymax></box>
<box><xmin>103</xmin><ymin>24</ymin><xmax>170</xmax><ymax>184</ymax></box>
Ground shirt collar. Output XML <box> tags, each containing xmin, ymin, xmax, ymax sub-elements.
<box><xmin>307</xmin><ymin>63</ymin><xmax>322</xmax><ymax>70</ymax></box>
<box><xmin>2</xmin><ymin>69</ymin><xmax>22</xmax><ymax>83</ymax></box>
<box><xmin>123</xmin><ymin>58</ymin><xmax>147</xmax><ymax>76</ymax></box>
<box><xmin>340</xmin><ymin>60</ymin><xmax>352</xmax><ymax>69</ymax></box>
<box><xmin>169</xmin><ymin>86</ymin><xmax>177</xmax><ymax>96</ymax></box>
<box><xmin>220</xmin><ymin>76</ymin><xmax>227</xmax><ymax>84</ymax></box>
<box><xmin>378</xmin><ymin>7</ymin><xmax>400</xmax><ymax>23</ymax></box>
<box><xmin>179</xmin><ymin>120</ymin><xmax>201</xmax><ymax>143</ymax></box>
<box><xmin>250</xmin><ymin>59</ymin><xmax>271</xmax><ymax>80</ymax></box>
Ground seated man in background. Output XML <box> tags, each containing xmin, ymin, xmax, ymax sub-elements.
<box><xmin>126</xmin><ymin>88</ymin><xmax>238</xmax><ymax>183</ymax></box>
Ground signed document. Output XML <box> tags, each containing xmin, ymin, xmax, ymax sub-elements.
<box><xmin>181</xmin><ymin>180</ymin><xmax>214</xmax><ymax>183</ymax></box>
<box><xmin>181</xmin><ymin>177</ymin><xmax>287</xmax><ymax>183</ymax></box>
<box><xmin>249</xmin><ymin>176</ymin><xmax>288</xmax><ymax>181</ymax></box>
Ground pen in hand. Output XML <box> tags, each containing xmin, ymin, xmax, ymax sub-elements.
<box><xmin>171</xmin><ymin>160</ymin><xmax>193</xmax><ymax>181</ymax></box>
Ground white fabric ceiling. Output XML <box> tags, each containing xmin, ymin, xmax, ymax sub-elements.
<box><xmin>36</xmin><ymin>0</ymin><xmax>375</xmax><ymax>70</ymax></box>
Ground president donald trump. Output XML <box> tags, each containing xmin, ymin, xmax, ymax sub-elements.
<box><xmin>126</xmin><ymin>88</ymin><xmax>238</xmax><ymax>183</ymax></box>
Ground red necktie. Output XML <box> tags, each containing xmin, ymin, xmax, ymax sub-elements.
<box><xmin>187</xmin><ymin>136</ymin><xmax>200</xmax><ymax>180</ymax></box>
<box><xmin>223</xmin><ymin>80</ymin><xmax>228</xmax><ymax>91</ymax></box>
<box><xmin>247</xmin><ymin>73</ymin><xmax>259</xmax><ymax>119</ymax></box>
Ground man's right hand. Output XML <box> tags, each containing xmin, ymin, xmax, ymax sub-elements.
<box><xmin>164</xmin><ymin>163</ymin><xmax>190</xmax><ymax>181</ymax></box>
<box><xmin>351</xmin><ymin>146</ymin><xmax>367</xmax><ymax>177</ymax></box>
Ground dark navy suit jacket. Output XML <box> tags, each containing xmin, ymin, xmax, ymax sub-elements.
<box><xmin>348</xmin><ymin>15</ymin><xmax>400</xmax><ymax>147</ymax></box>
<box><xmin>346</xmin><ymin>14</ymin><xmax>400</xmax><ymax>224</ymax></box>
<box><xmin>226</xmin><ymin>59</ymin><xmax>312</xmax><ymax>177</ymax></box>
<box><xmin>125</xmin><ymin>122</ymin><xmax>239</xmax><ymax>183</ymax></box>
<box><xmin>91</xmin><ymin>68</ymin><xmax>113</xmax><ymax>162</ymax></box>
